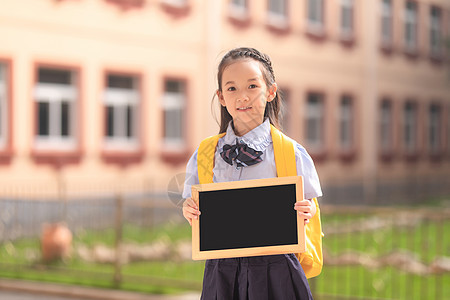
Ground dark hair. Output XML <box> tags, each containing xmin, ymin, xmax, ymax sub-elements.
<box><xmin>213</xmin><ymin>47</ymin><xmax>283</xmax><ymax>134</ymax></box>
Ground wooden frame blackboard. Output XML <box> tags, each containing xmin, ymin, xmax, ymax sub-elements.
<box><xmin>191</xmin><ymin>176</ymin><xmax>305</xmax><ymax>260</ymax></box>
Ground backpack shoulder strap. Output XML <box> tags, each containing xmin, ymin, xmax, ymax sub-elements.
<box><xmin>270</xmin><ymin>125</ymin><xmax>297</xmax><ymax>177</ymax></box>
<box><xmin>197</xmin><ymin>133</ymin><xmax>226</xmax><ymax>184</ymax></box>
<box><xmin>270</xmin><ymin>124</ymin><xmax>323</xmax><ymax>279</ymax></box>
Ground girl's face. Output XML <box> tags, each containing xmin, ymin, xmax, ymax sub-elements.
<box><xmin>218</xmin><ymin>59</ymin><xmax>277</xmax><ymax>135</ymax></box>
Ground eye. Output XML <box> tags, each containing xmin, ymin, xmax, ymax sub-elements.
<box><xmin>249</xmin><ymin>84</ymin><xmax>258</xmax><ymax>89</ymax></box>
<box><xmin>227</xmin><ymin>86</ymin><xmax>236</xmax><ymax>91</ymax></box>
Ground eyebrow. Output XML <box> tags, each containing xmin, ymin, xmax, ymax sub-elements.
<box><xmin>224</xmin><ymin>78</ymin><xmax>259</xmax><ymax>86</ymax></box>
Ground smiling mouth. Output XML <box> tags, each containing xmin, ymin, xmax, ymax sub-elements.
<box><xmin>237</xmin><ymin>106</ymin><xmax>252</xmax><ymax>111</ymax></box>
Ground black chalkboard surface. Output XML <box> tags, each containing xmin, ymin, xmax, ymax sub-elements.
<box><xmin>191</xmin><ymin>176</ymin><xmax>305</xmax><ymax>260</ymax></box>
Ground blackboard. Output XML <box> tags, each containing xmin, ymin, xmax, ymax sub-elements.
<box><xmin>191</xmin><ymin>176</ymin><xmax>305</xmax><ymax>260</ymax></box>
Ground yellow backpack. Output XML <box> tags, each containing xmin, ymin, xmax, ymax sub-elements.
<box><xmin>196</xmin><ymin>124</ymin><xmax>323</xmax><ymax>278</ymax></box>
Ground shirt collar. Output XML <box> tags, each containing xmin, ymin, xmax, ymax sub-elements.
<box><xmin>223</xmin><ymin>119</ymin><xmax>272</xmax><ymax>151</ymax></box>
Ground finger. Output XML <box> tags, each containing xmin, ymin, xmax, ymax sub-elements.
<box><xmin>294</xmin><ymin>205</ymin><xmax>311</xmax><ymax>213</ymax></box>
<box><xmin>182</xmin><ymin>198</ymin><xmax>195</xmax><ymax>209</ymax></box>
<box><xmin>183</xmin><ymin>198</ymin><xmax>198</xmax><ymax>209</ymax></box>
<box><xmin>295</xmin><ymin>200</ymin><xmax>311</xmax><ymax>207</ymax></box>
<box><xmin>304</xmin><ymin>219</ymin><xmax>310</xmax><ymax>225</ymax></box>
<box><xmin>298</xmin><ymin>212</ymin><xmax>312</xmax><ymax>219</ymax></box>
<box><xmin>183</xmin><ymin>210</ymin><xmax>201</xmax><ymax>221</ymax></box>
<box><xmin>184</xmin><ymin>206</ymin><xmax>200</xmax><ymax>216</ymax></box>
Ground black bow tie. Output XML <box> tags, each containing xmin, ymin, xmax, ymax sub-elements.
<box><xmin>220</xmin><ymin>139</ymin><xmax>263</xmax><ymax>167</ymax></box>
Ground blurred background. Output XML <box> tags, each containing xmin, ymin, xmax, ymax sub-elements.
<box><xmin>0</xmin><ymin>0</ymin><xmax>449</xmax><ymax>299</ymax></box>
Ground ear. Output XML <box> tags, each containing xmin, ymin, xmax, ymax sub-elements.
<box><xmin>267</xmin><ymin>83</ymin><xmax>278</xmax><ymax>102</ymax></box>
<box><xmin>217</xmin><ymin>90</ymin><xmax>226</xmax><ymax>107</ymax></box>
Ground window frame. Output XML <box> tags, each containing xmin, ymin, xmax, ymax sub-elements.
<box><xmin>0</xmin><ymin>63</ymin><xmax>7</xmax><ymax>150</ymax></box>
<box><xmin>447</xmin><ymin>104</ymin><xmax>450</xmax><ymax>159</ymax></box>
<box><xmin>279</xmin><ymin>86</ymin><xmax>291</xmax><ymax>136</ymax></box>
<box><xmin>101</xmin><ymin>70</ymin><xmax>145</xmax><ymax>165</ymax></box>
<box><xmin>305</xmin><ymin>91</ymin><xmax>327</xmax><ymax>160</ymax></box>
<box><xmin>228</xmin><ymin>0</ymin><xmax>251</xmax><ymax>26</ymax></box>
<box><xmin>159</xmin><ymin>0</ymin><xmax>191</xmax><ymax>16</ymax></box>
<box><xmin>161</xmin><ymin>78</ymin><xmax>187</xmax><ymax>148</ymax></box>
<box><xmin>159</xmin><ymin>76</ymin><xmax>190</xmax><ymax>165</ymax></box>
<box><xmin>104</xmin><ymin>0</ymin><xmax>145</xmax><ymax>10</ymax></box>
<box><xmin>380</xmin><ymin>0</ymin><xmax>394</xmax><ymax>50</ymax></box>
<box><xmin>266</xmin><ymin>0</ymin><xmax>290</xmax><ymax>31</ymax></box>
<box><xmin>33</xmin><ymin>67</ymin><xmax>78</xmax><ymax>151</ymax></box>
<box><xmin>429</xmin><ymin>6</ymin><xmax>444</xmax><ymax>60</ymax></box>
<box><xmin>339</xmin><ymin>0</ymin><xmax>354</xmax><ymax>42</ymax></box>
<box><xmin>31</xmin><ymin>62</ymin><xmax>83</xmax><ymax>166</ymax></box>
<box><xmin>0</xmin><ymin>59</ymin><xmax>13</xmax><ymax>164</ymax></box>
<box><xmin>403</xmin><ymin>0</ymin><xmax>419</xmax><ymax>55</ymax></box>
<box><xmin>378</xmin><ymin>97</ymin><xmax>395</xmax><ymax>161</ymax></box>
<box><xmin>403</xmin><ymin>99</ymin><xmax>419</xmax><ymax>159</ymax></box>
<box><xmin>102</xmin><ymin>73</ymin><xmax>141</xmax><ymax>151</ymax></box>
<box><xmin>306</xmin><ymin>0</ymin><xmax>326</xmax><ymax>38</ymax></box>
<box><xmin>428</xmin><ymin>102</ymin><xmax>443</xmax><ymax>159</ymax></box>
<box><xmin>337</xmin><ymin>94</ymin><xmax>356</xmax><ymax>160</ymax></box>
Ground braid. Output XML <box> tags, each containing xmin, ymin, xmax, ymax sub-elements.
<box><xmin>225</xmin><ymin>48</ymin><xmax>275</xmax><ymax>81</ymax></box>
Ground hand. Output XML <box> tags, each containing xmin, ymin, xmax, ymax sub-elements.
<box><xmin>294</xmin><ymin>199</ymin><xmax>316</xmax><ymax>225</ymax></box>
<box><xmin>182</xmin><ymin>197</ymin><xmax>201</xmax><ymax>226</ymax></box>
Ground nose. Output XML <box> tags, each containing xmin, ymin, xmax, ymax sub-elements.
<box><xmin>236</xmin><ymin>90</ymin><xmax>250</xmax><ymax>102</ymax></box>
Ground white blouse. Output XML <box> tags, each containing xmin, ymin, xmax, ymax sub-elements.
<box><xmin>182</xmin><ymin>119</ymin><xmax>322</xmax><ymax>200</ymax></box>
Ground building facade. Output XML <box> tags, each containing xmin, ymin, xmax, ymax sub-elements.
<box><xmin>0</xmin><ymin>0</ymin><xmax>449</xmax><ymax>204</ymax></box>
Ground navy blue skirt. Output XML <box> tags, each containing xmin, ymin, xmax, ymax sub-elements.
<box><xmin>200</xmin><ymin>254</ymin><xmax>313</xmax><ymax>300</ymax></box>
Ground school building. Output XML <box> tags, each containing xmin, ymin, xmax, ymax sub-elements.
<box><xmin>0</xmin><ymin>0</ymin><xmax>449</xmax><ymax>204</ymax></box>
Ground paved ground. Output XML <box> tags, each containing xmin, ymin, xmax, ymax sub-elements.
<box><xmin>0</xmin><ymin>279</ymin><xmax>200</xmax><ymax>300</ymax></box>
<box><xmin>0</xmin><ymin>290</ymin><xmax>87</xmax><ymax>300</ymax></box>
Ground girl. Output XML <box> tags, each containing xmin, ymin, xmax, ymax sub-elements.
<box><xmin>182</xmin><ymin>47</ymin><xmax>322</xmax><ymax>299</ymax></box>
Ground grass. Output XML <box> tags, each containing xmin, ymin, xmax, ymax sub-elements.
<box><xmin>0</xmin><ymin>210</ymin><xmax>449</xmax><ymax>299</ymax></box>
<box><xmin>73</xmin><ymin>222</ymin><xmax>192</xmax><ymax>247</ymax></box>
<box><xmin>0</xmin><ymin>222</ymin><xmax>204</xmax><ymax>294</ymax></box>
<box><xmin>323</xmin><ymin>217</ymin><xmax>449</xmax><ymax>263</ymax></box>
<box><xmin>314</xmin><ymin>265</ymin><xmax>450</xmax><ymax>299</ymax></box>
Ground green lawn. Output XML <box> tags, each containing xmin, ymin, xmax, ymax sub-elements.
<box><xmin>0</xmin><ymin>211</ymin><xmax>448</xmax><ymax>299</ymax></box>
<box><xmin>323</xmin><ymin>216</ymin><xmax>449</xmax><ymax>263</ymax></box>
<box><xmin>314</xmin><ymin>265</ymin><xmax>449</xmax><ymax>299</ymax></box>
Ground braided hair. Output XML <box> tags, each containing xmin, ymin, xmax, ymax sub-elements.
<box><xmin>215</xmin><ymin>47</ymin><xmax>283</xmax><ymax>134</ymax></box>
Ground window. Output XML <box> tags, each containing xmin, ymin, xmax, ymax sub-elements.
<box><xmin>34</xmin><ymin>68</ymin><xmax>77</xmax><ymax>150</ymax></box>
<box><xmin>379</xmin><ymin>99</ymin><xmax>393</xmax><ymax>153</ymax></box>
<box><xmin>268</xmin><ymin>0</ymin><xmax>286</xmax><ymax>16</ymax></box>
<box><xmin>103</xmin><ymin>74</ymin><xmax>140</xmax><ymax>150</ymax></box>
<box><xmin>267</xmin><ymin>0</ymin><xmax>288</xmax><ymax>28</ymax></box>
<box><xmin>0</xmin><ymin>63</ymin><xmax>8</xmax><ymax>150</ymax></box>
<box><xmin>448</xmin><ymin>107</ymin><xmax>450</xmax><ymax>155</ymax></box>
<box><xmin>340</xmin><ymin>0</ymin><xmax>354</xmax><ymax>40</ymax></box>
<box><xmin>380</xmin><ymin>0</ymin><xmax>393</xmax><ymax>47</ymax></box>
<box><xmin>403</xmin><ymin>101</ymin><xmax>417</xmax><ymax>154</ymax></box>
<box><xmin>159</xmin><ymin>0</ymin><xmax>190</xmax><ymax>16</ymax></box>
<box><xmin>307</xmin><ymin>0</ymin><xmax>324</xmax><ymax>34</ymax></box>
<box><xmin>339</xmin><ymin>95</ymin><xmax>353</xmax><ymax>151</ymax></box>
<box><xmin>429</xmin><ymin>104</ymin><xmax>442</xmax><ymax>155</ymax></box>
<box><xmin>160</xmin><ymin>0</ymin><xmax>187</xmax><ymax>7</ymax></box>
<box><xmin>404</xmin><ymin>1</ymin><xmax>418</xmax><ymax>53</ymax></box>
<box><xmin>162</xmin><ymin>79</ymin><xmax>185</xmax><ymax>148</ymax></box>
<box><xmin>104</xmin><ymin>0</ymin><xmax>145</xmax><ymax>10</ymax></box>
<box><xmin>430</xmin><ymin>6</ymin><xmax>443</xmax><ymax>58</ymax></box>
<box><xmin>231</xmin><ymin>0</ymin><xmax>246</xmax><ymax>9</ymax></box>
<box><xmin>280</xmin><ymin>88</ymin><xmax>290</xmax><ymax>135</ymax></box>
<box><xmin>306</xmin><ymin>93</ymin><xmax>324</xmax><ymax>150</ymax></box>
<box><xmin>229</xmin><ymin>0</ymin><xmax>248</xmax><ymax>21</ymax></box>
